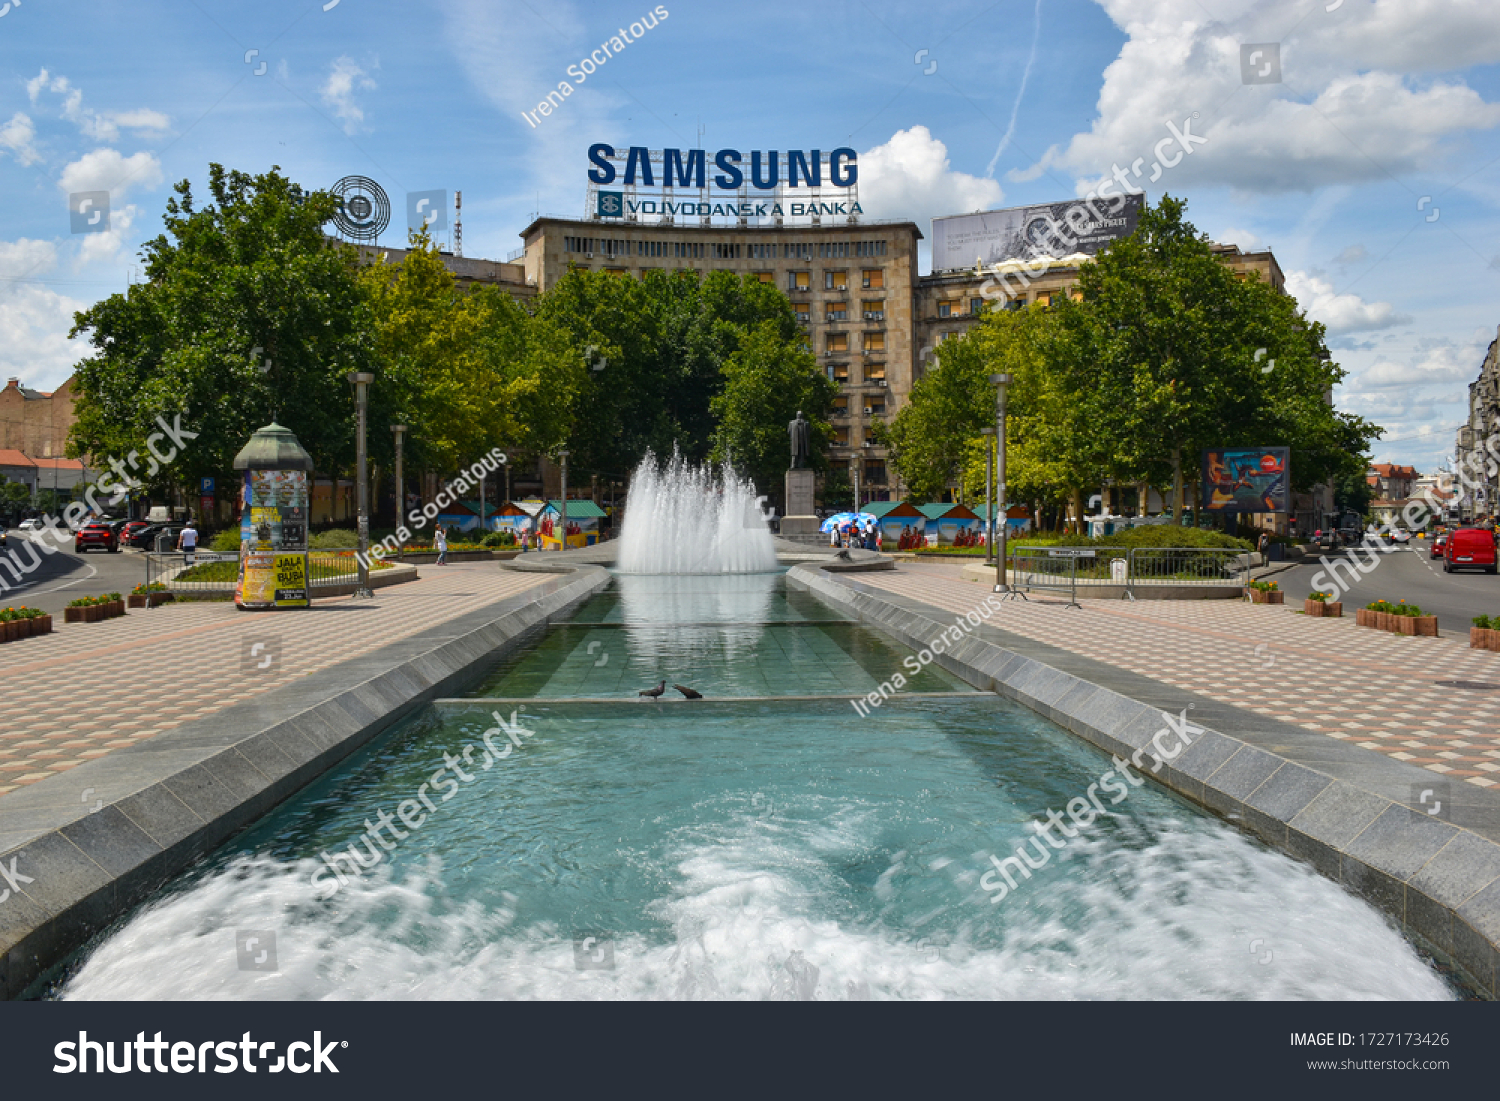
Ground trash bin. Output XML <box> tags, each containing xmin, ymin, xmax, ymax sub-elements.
<box><xmin>1268</xmin><ymin>542</ymin><xmax>1285</xmax><ymax>562</ymax></box>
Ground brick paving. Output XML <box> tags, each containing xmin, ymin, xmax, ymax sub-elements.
<box><xmin>0</xmin><ymin>563</ymin><xmax>553</xmax><ymax>797</ymax></box>
<box><xmin>860</xmin><ymin>561</ymin><xmax>1500</xmax><ymax>788</ymax></box>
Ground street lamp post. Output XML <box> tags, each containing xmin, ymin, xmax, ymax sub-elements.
<box><xmin>981</xmin><ymin>426</ymin><xmax>995</xmax><ymax>565</ymax></box>
<box><xmin>390</xmin><ymin>424</ymin><xmax>407</xmax><ymax>562</ymax></box>
<box><xmin>558</xmin><ymin>450</ymin><xmax>570</xmax><ymax>552</ymax></box>
<box><xmin>348</xmin><ymin>371</ymin><xmax>375</xmax><ymax>599</ymax></box>
<box><xmin>990</xmin><ymin>373</ymin><xmax>1012</xmax><ymax>594</ymax></box>
<box><xmin>851</xmin><ymin>452</ymin><xmax>860</xmax><ymax>514</ymax></box>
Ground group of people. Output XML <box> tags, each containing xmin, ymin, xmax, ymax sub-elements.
<box><xmin>831</xmin><ymin>519</ymin><xmax>880</xmax><ymax>551</ymax></box>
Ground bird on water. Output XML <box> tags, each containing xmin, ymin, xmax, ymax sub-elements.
<box><xmin>674</xmin><ymin>684</ymin><xmax>703</xmax><ymax>700</ymax></box>
<box><xmin>639</xmin><ymin>681</ymin><xmax>666</xmax><ymax>699</ymax></box>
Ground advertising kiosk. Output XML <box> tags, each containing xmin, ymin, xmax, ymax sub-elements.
<box><xmin>231</xmin><ymin>422</ymin><xmax>314</xmax><ymax>610</ymax></box>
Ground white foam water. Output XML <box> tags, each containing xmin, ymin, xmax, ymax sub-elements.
<box><xmin>616</xmin><ymin>451</ymin><xmax>777</xmax><ymax>575</ymax></box>
<box><xmin>57</xmin><ymin>813</ymin><xmax>1453</xmax><ymax>1001</ymax></box>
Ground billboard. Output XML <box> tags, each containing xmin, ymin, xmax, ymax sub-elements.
<box><xmin>1202</xmin><ymin>448</ymin><xmax>1290</xmax><ymax>513</ymax></box>
<box><xmin>931</xmin><ymin>193</ymin><xmax>1143</xmax><ymax>272</ymax></box>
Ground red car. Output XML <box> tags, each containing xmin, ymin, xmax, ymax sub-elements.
<box><xmin>1430</xmin><ymin>532</ymin><xmax>1448</xmax><ymax>559</ymax></box>
<box><xmin>1443</xmin><ymin>527</ymin><xmax>1496</xmax><ymax>574</ymax></box>
<box><xmin>73</xmin><ymin>520</ymin><xmax>120</xmax><ymax>553</ymax></box>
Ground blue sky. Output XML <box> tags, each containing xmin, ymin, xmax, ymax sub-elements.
<box><xmin>2</xmin><ymin>0</ymin><xmax>1498</xmax><ymax>473</ymax></box>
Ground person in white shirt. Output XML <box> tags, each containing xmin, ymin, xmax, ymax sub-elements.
<box><xmin>435</xmin><ymin>525</ymin><xmax>448</xmax><ymax>566</ymax></box>
<box><xmin>176</xmin><ymin>521</ymin><xmax>198</xmax><ymax>566</ymax></box>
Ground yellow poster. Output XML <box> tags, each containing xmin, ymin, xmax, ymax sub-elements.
<box><xmin>238</xmin><ymin>551</ymin><xmax>278</xmax><ymax>606</ymax></box>
<box><xmin>274</xmin><ymin>553</ymin><xmax>309</xmax><ymax>607</ymax></box>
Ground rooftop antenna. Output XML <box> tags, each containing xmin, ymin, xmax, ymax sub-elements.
<box><xmin>454</xmin><ymin>190</ymin><xmax>463</xmax><ymax>257</ymax></box>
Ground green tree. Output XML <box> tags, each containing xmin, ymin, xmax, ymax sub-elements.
<box><xmin>68</xmin><ymin>164</ymin><xmax>375</xmax><ymax>502</ymax></box>
<box><xmin>708</xmin><ymin>319</ymin><xmax>837</xmax><ymax>497</ymax></box>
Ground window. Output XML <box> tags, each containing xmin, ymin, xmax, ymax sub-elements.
<box><xmin>866</xmin><ymin>400</ymin><xmax>887</xmax><ymax>417</ymax></box>
<box><xmin>794</xmin><ymin>306</ymin><xmax>810</xmax><ymax>325</ymax></box>
<box><xmin>865</xmin><ymin>332</ymin><xmax>885</xmax><ymax>352</ymax></box>
<box><xmin>604</xmin><ymin>267</ymin><xmax>628</xmax><ymax>276</ymax></box>
<box><xmin>827</xmin><ymin>333</ymin><xmax>849</xmax><ymax>353</ymax></box>
<box><xmin>750</xmin><ymin>243</ymin><xmax>777</xmax><ymax>259</ymax></box>
<box><xmin>756</xmin><ymin>271</ymin><xmax>774</xmax><ymax>284</ymax></box>
<box><xmin>784</xmin><ymin>243</ymin><xmax>813</xmax><ymax>260</ymax></box>
<box><xmin>866</xmin><ymin>363</ymin><xmax>886</xmax><ymax>381</ymax></box>
<box><xmin>832</xmin><ymin>396</ymin><xmax>849</xmax><ymax>414</ymax></box>
<box><xmin>825</xmin><ymin>270</ymin><xmax>848</xmax><ymax>291</ymax></box>
<box><xmin>818</xmin><ymin>243</ymin><xmax>851</xmax><ymax>259</ymax></box>
<box><xmin>1035</xmin><ymin>291</ymin><xmax>1052</xmax><ymax>307</ymax></box>
<box><xmin>938</xmin><ymin>300</ymin><xmax>957</xmax><ymax>318</ymax></box>
<box><xmin>829</xmin><ymin>364</ymin><xmax>849</xmax><ymax>382</ymax></box>
<box><xmin>855</xmin><ymin>241</ymin><xmax>888</xmax><ymax>257</ymax></box>
<box><xmin>674</xmin><ymin>242</ymin><xmax>704</xmax><ymax>259</ymax></box>
<box><xmin>969</xmin><ymin>298</ymin><xmax>983</xmax><ymax>315</ymax></box>
<box><xmin>712</xmin><ymin>242</ymin><xmax>741</xmax><ymax>259</ymax></box>
<box><xmin>863</xmin><ymin>300</ymin><xmax>885</xmax><ymax>321</ymax></box>
<box><xmin>864</xmin><ymin>460</ymin><xmax>887</xmax><ymax>484</ymax></box>
<box><xmin>789</xmin><ymin>271</ymin><xmax>810</xmax><ymax>290</ymax></box>
<box><xmin>639</xmin><ymin>240</ymin><xmax>667</xmax><ymax>258</ymax></box>
<box><xmin>834</xmin><ymin>426</ymin><xmax>850</xmax><ymax>446</ymax></box>
<box><xmin>862</xmin><ymin>269</ymin><xmax>884</xmax><ymax>289</ymax></box>
<box><xmin>826</xmin><ymin>306</ymin><xmax>849</xmax><ymax>322</ymax></box>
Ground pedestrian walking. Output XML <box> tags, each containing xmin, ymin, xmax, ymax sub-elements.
<box><xmin>435</xmin><ymin>525</ymin><xmax>448</xmax><ymax>566</ymax></box>
<box><xmin>176</xmin><ymin>519</ymin><xmax>198</xmax><ymax>567</ymax></box>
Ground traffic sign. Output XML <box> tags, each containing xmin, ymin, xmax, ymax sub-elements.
<box><xmin>201</xmin><ymin>477</ymin><xmax>215</xmax><ymax>494</ymax></box>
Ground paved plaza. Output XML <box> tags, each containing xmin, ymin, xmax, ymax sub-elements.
<box><xmin>0</xmin><ymin>563</ymin><xmax>554</xmax><ymax>797</ymax></box>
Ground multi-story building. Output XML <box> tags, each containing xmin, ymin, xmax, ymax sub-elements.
<box><xmin>1367</xmin><ymin>463</ymin><xmax>1419</xmax><ymax>500</ymax></box>
<box><xmin>518</xmin><ymin>216</ymin><xmax>921</xmax><ymax>495</ymax></box>
<box><xmin>1455</xmin><ymin>325</ymin><xmax>1500</xmax><ymax>520</ymax></box>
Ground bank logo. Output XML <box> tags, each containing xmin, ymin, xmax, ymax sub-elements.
<box><xmin>69</xmin><ymin>191</ymin><xmax>110</xmax><ymax>234</ymax></box>
<box><xmin>407</xmin><ymin>189</ymin><xmax>447</xmax><ymax>234</ymax></box>
<box><xmin>597</xmin><ymin>191</ymin><xmax>624</xmax><ymax>218</ymax></box>
<box><xmin>236</xmin><ymin>930</ymin><xmax>278</xmax><ymax>972</ymax></box>
<box><xmin>1240</xmin><ymin>43</ymin><xmax>1281</xmax><ymax>85</ymax></box>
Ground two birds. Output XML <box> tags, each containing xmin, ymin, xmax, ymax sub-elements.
<box><xmin>638</xmin><ymin>680</ymin><xmax>702</xmax><ymax>700</ymax></box>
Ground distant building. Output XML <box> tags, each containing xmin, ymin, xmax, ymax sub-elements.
<box><xmin>1368</xmin><ymin>463</ymin><xmax>1419</xmax><ymax>500</ymax></box>
<box><xmin>1455</xmin><ymin>324</ymin><xmax>1500</xmax><ymax>520</ymax></box>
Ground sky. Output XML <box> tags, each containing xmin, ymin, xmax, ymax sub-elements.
<box><xmin>1</xmin><ymin>0</ymin><xmax>1497</xmax><ymax>474</ymax></box>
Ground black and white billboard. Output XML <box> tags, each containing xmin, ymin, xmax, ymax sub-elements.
<box><xmin>931</xmin><ymin>193</ymin><xmax>1143</xmax><ymax>271</ymax></box>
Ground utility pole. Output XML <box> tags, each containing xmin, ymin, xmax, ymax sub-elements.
<box><xmin>558</xmin><ymin>450</ymin><xmax>570</xmax><ymax>552</ymax></box>
<box><xmin>981</xmin><ymin>426</ymin><xmax>995</xmax><ymax>564</ymax></box>
<box><xmin>349</xmin><ymin>372</ymin><xmax>375</xmax><ymax>598</ymax></box>
<box><xmin>991</xmin><ymin>373</ymin><xmax>1012</xmax><ymax>594</ymax></box>
<box><xmin>391</xmin><ymin>424</ymin><xmax>407</xmax><ymax>561</ymax></box>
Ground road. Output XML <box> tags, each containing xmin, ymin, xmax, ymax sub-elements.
<box><xmin>0</xmin><ymin>528</ymin><xmax>151</xmax><ymax>617</ymax></box>
<box><xmin>1276</xmin><ymin>537</ymin><xmax>1500</xmax><ymax>636</ymax></box>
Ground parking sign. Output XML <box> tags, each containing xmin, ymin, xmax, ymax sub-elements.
<box><xmin>201</xmin><ymin>477</ymin><xmax>215</xmax><ymax>494</ymax></box>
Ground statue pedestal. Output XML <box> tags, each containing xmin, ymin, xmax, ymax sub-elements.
<box><xmin>780</xmin><ymin>468</ymin><xmax>820</xmax><ymax>536</ymax></box>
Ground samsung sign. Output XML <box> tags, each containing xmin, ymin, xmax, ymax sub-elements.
<box><xmin>588</xmin><ymin>145</ymin><xmax>858</xmax><ymax>190</ymax></box>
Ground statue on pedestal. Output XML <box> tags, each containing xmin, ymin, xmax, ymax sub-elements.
<box><xmin>788</xmin><ymin>411</ymin><xmax>811</xmax><ymax>470</ymax></box>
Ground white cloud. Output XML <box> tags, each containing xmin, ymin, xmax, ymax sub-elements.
<box><xmin>1216</xmin><ymin>225</ymin><xmax>1262</xmax><ymax>250</ymax></box>
<box><xmin>0</xmin><ymin>112</ymin><xmax>40</xmax><ymax>166</ymax></box>
<box><xmin>73</xmin><ymin>204</ymin><xmax>139</xmax><ymax>270</ymax></box>
<box><xmin>1333</xmin><ymin>244</ymin><xmax>1369</xmax><ymax>266</ymax></box>
<box><xmin>25</xmin><ymin>69</ymin><xmax>170</xmax><ymax>144</ymax></box>
<box><xmin>57</xmin><ymin>149</ymin><xmax>163</xmax><ymax>201</ymax></box>
<box><xmin>320</xmin><ymin>57</ymin><xmax>378</xmax><ymax>134</ymax></box>
<box><xmin>1021</xmin><ymin>0</ymin><xmax>1500</xmax><ymax>193</ymax></box>
<box><xmin>1286</xmin><ymin>270</ymin><xmax>1408</xmax><ymax>335</ymax></box>
<box><xmin>859</xmin><ymin>126</ymin><xmax>1004</xmax><ymax>230</ymax></box>
<box><xmin>0</xmin><ymin>239</ymin><xmax>88</xmax><ymax>392</ymax></box>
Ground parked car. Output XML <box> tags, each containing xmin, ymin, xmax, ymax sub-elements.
<box><xmin>1444</xmin><ymin>527</ymin><xmax>1497</xmax><ymax>574</ymax></box>
<box><xmin>119</xmin><ymin>520</ymin><xmax>152</xmax><ymax>544</ymax></box>
<box><xmin>128</xmin><ymin>523</ymin><xmax>188</xmax><ymax>551</ymax></box>
<box><xmin>1431</xmin><ymin>532</ymin><xmax>1449</xmax><ymax>559</ymax></box>
<box><xmin>18</xmin><ymin>518</ymin><xmax>41</xmax><ymax>531</ymax></box>
<box><xmin>1387</xmin><ymin>528</ymin><xmax>1412</xmax><ymax>544</ymax></box>
<box><xmin>74</xmin><ymin>520</ymin><xmax>120</xmax><ymax>553</ymax></box>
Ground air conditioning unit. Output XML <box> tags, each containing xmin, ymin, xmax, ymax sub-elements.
<box><xmin>585</xmin><ymin>252</ymin><xmax>593</xmax><ymax>259</ymax></box>
<box><xmin>875</xmin><ymin>379</ymin><xmax>887</xmax><ymax>387</ymax></box>
<box><xmin>864</xmin><ymin>407</ymin><xmax>873</xmax><ymax>415</ymax></box>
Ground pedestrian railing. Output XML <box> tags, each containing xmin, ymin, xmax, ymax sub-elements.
<box><xmin>1008</xmin><ymin>551</ymin><xmax>1088</xmax><ymax>608</ymax></box>
<box><xmin>1123</xmin><ymin>547</ymin><xmax>1251</xmax><ymax>601</ymax></box>
<box><xmin>143</xmin><ymin>549</ymin><xmax>375</xmax><ymax>600</ymax></box>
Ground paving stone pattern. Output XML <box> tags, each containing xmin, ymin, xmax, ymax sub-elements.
<box><xmin>0</xmin><ymin>564</ymin><xmax>553</xmax><ymax>797</ymax></box>
<box><xmin>863</xmin><ymin>561</ymin><xmax>1500</xmax><ymax>788</ymax></box>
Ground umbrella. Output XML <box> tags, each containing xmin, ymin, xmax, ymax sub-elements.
<box><xmin>820</xmin><ymin>511</ymin><xmax>878</xmax><ymax>533</ymax></box>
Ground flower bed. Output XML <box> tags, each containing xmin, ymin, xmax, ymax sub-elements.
<box><xmin>1358</xmin><ymin>600</ymin><xmax>1437</xmax><ymax>637</ymax></box>
<box><xmin>1245</xmin><ymin>580</ymin><xmax>1284</xmax><ymax>604</ymax></box>
<box><xmin>0</xmin><ymin>606</ymin><xmax>51</xmax><ymax>642</ymax></box>
<box><xmin>64</xmin><ymin>593</ymin><xmax>126</xmax><ymax>623</ymax></box>
<box><xmin>128</xmin><ymin>581</ymin><xmax>174</xmax><ymax>608</ymax></box>
<box><xmin>1303</xmin><ymin>590</ymin><xmax>1342</xmax><ymax>617</ymax></box>
<box><xmin>1471</xmin><ymin>616</ymin><xmax>1500</xmax><ymax>651</ymax></box>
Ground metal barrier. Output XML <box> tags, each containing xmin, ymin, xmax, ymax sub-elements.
<box><xmin>1008</xmin><ymin>550</ymin><xmax>1088</xmax><ymax>608</ymax></box>
<box><xmin>1123</xmin><ymin>547</ymin><xmax>1251</xmax><ymax>601</ymax></box>
<box><xmin>142</xmin><ymin>549</ymin><xmax>372</xmax><ymax>602</ymax></box>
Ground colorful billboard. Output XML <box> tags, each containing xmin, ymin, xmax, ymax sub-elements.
<box><xmin>1202</xmin><ymin>447</ymin><xmax>1290</xmax><ymax>513</ymax></box>
<box><xmin>236</xmin><ymin>468</ymin><xmax>311</xmax><ymax>608</ymax></box>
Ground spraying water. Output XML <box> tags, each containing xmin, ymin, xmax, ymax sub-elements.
<box><xmin>617</xmin><ymin>450</ymin><xmax>777</xmax><ymax>575</ymax></box>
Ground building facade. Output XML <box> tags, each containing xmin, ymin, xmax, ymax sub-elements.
<box><xmin>518</xmin><ymin>216</ymin><xmax>922</xmax><ymax>493</ymax></box>
<box><xmin>1455</xmin><ymin>325</ymin><xmax>1500</xmax><ymax>521</ymax></box>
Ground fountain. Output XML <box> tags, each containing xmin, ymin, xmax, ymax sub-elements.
<box><xmin>617</xmin><ymin>451</ymin><xmax>778</xmax><ymax>575</ymax></box>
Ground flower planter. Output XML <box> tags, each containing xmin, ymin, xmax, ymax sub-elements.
<box><xmin>108</xmin><ymin>600</ymin><xmax>125</xmax><ymax>618</ymax></box>
<box><xmin>1472</xmin><ymin>627</ymin><xmax>1488</xmax><ymax>649</ymax></box>
<box><xmin>64</xmin><ymin>606</ymin><xmax>85</xmax><ymax>623</ymax></box>
<box><xmin>84</xmin><ymin>605</ymin><xmax>102</xmax><ymax>623</ymax></box>
<box><xmin>1304</xmin><ymin>599</ymin><xmax>1325</xmax><ymax>617</ymax></box>
<box><xmin>33</xmin><ymin>615</ymin><xmax>50</xmax><ymax>636</ymax></box>
<box><xmin>14</xmin><ymin>618</ymin><xmax>31</xmax><ymax>639</ymax></box>
<box><xmin>1414</xmin><ymin>615</ymin><xmax>1438</xmax><ymax>637</ymax></box>
<box><xmin>128</xmin><ymin>593</ymin><xmax>174</xmax><ymax>609</ymax></box>
<box><xmin>1325</xmin><ymin>603</ymin><xmax>1342</xmax><ymax>618</ymax></box>
<box><xmin>1356</xmin><ymin>608</ymin><xmax>1371</xmax><ymax>627</ymax></box>
<box><xmin>1396</xmin><ymin>616</ymin><xmax>1418</xmax><ymax>636</ymax></box>
<box><xmin>1487</xmin><ymin>630</ymin><xmax>1500</xmax><ymax>653</ymax></box>
<box><xmin>2</xmin><ymin>621</ymin><xmax>17</xmax><ymax>642</ymax></box>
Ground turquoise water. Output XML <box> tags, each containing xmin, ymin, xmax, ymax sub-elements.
<box><xmin>48</xmin><ymin>574</ymin><xmax>1458</xmax><ymax>1000</ymax></box>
